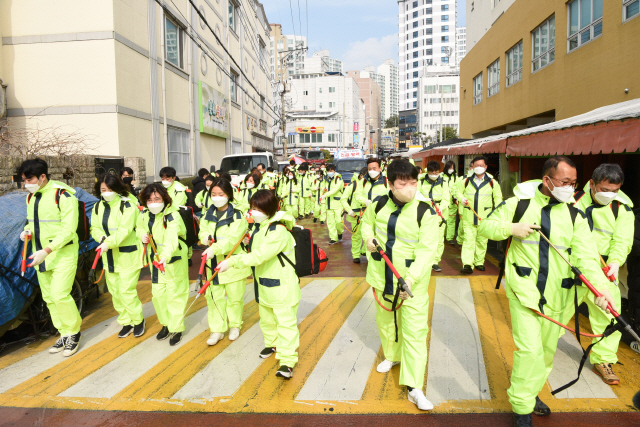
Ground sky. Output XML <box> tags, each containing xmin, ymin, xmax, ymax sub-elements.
<box><xmin>262</xmin><ymin>0</ymin><xmax>466</xmax><ymax>71</ymax></box>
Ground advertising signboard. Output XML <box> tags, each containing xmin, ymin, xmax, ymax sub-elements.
<box><xmin>199</xmin><ymin>81</ymin><xmax>229</xmax><ymax>138</ymax></box>
<box><xmin>335</xmin><ymin>149</ymin><xmax>364</xmax><ymax>159</ymax></box>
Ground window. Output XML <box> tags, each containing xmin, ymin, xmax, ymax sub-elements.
<box><xmin>319</xmin><ymin>87</ymin><xmax>322</xmax><ymax>93</ymax></box>
<box><xmin>413</xmin><ymin>31</ymin><xmax>419</xmax><ymax>38</ymax></box>
<box><xmin>426</xmin><ymin>48</ymin><xmax>433</xmax><ymax>55</ymax></box>
<box><xmin>228</xmin><ymin>0</ymin><xmax>236</xmax><ymax>32</ymax></box>
<box><xmin>413</xmin><ymin>1</ymin><xmax>418</xmax><ymax>7</ymax></box>
<box><xmin>413</xmin><ymin>41</ymin><xmax>419</xmax><ymax>48</ymax></box>
<box><xmin>426</xmin><ymin>18</ymin><xmax>432</xmax><ymax>24</ymax></box>
<box><xmin>426</xmin><ymin>28</ymin><xmax>433</xmax><ymax>35</ymax></box>
<box><xmin>426</xmin><ymin>38</ymin><xmax>433</xmax><ymax>45</ymax></box>
<box><xmin>442</xmin><ymin>25</ymin><xmax>449</xmax><ymax>32</ymax></box>
<box><xmin>318</xmin><ymin>103</ymin><xmax>322</xmax><ymax>109</ymax></box>
<box><xmin>442</xmin><ymin>56</ymin><xmax>449</xmax><ymax>63</ymax></box>
<box><xmin>441</xmin><ymin>36</ymin><xmax>449</xmax><ymax>42</ymax></box>
<box><xmin>303</xmin><ymin>106</ymin><xmax>308</xmax><ymax>110</ymax></box>
<box><xmin>328</xmin><ymin>134</ymin><xmax>336</xmax><ymax>143</ymax></box>
<box><xmin>230</xmin><ymin>71</ymin><xmax>238</xmax><ymax>103</ymax></box>
<box><xmin>413</xmin><ymin>81</ymin><xmax>418</xmax><ymax>88</ymax></box>
<box><xmin>473</xmin><ymin>72</ymin><xmax>483</xmax><ymax>105</ymax></box>
<box><xmin>533</xmin><ymin>16</ymin><xmax>555</xmax><ymax>71</ymax></box>
<box><xmin>413</xmin><ymin>21</ymin><xmax>419</xmax><ymax>28</ymax></box>
<box><xmin>442</xmin><ymin>4</ymin><xmax>449</xmax><ymax>11</ymax></box>
<box><xmin>442</xmin><ymin>15</ymin><xmax>449</xmax><ymax>21</ymax></box>
<box><xmin>303</xmin><ymin>90</ymin><xmax>308</xmax><ymax>95</ymax></box>
<box><xmin>487</xmin><ymin>59</ymin><xmax>500</xmax><ymax>97</ymax></box>
<box><xmin>413</xmin><ymin>61</ymin><xmax>419</xmax><ymax>68</ymax></box>
<box><xmin>413</xmin><ymin>51</ymin><xmax>419</xmax><ymax>58</ymax></box>
<box><xmin>567</xmin><ymin>0</ymin><xmax>603</xmax><ymax>51</ymax></box>
<box><xmin>624</xmin><ymin>0</ymin><xmax>639</xmax><ymax>21</ymax></box>
<box><xmin>329</xmin><ymin>87</ymin><xmax>336</xmax><ymax>93</ymax></box>
<box><xmin>441</xmin><ymin>46</ymin><xmax>448</xmax><ymax>53</ymax></box>
<box><xmin>329</xmin><ymin>102</ymin><xmax>336</xmax><ymax>107</ymax></box>
<box><xmin>413</xmin><ymin>71</ymin><xmax>419</xmax><ymax>78</ymax></box>
<box><xmin>165</xmin><ymin>16</ymin><xmax>183</xmax><ymax>69</ymax></box>
<box><xmin>506</xmin><ymin>41</ymin><xmax>523</xmax><ymax>87</ymax></box>
<box><xmin>168</xmin><ymin>127</ymin><xmax>190</xmax><ymax>176</ymax></box>
<box><xmin>413</xmin><ymin>101</ymin><xmax>417</xmax><ymax>108</ymax></box>
<box><xmin>426</xmin><ymin>7</ymin><xmax>432</xmax><ymax>14</ymax></box>
<box><xmin>413</xmin><ymin>11</ymin><xmax>418</xmax><ymax>18</ymax></box>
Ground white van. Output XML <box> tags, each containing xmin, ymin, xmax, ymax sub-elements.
<box><xmin>213</xmin><ymin>152</ymin><xmax>276</xmax><ymax>188</ymax></box>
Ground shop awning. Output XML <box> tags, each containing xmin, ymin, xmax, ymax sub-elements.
<box><xmin>428</xmin><ymin>137</ymin><xmax>506</xmax><ymax>156</ymax></box>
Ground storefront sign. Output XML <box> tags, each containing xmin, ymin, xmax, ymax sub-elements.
<box><xmin>296</xmin><ymin>127</ymin><xmax>324</xmax><ymax>134</ymax></box>
<box><xmin>246</xmin><ymin>114</ymin><xmax>259</xmax><ymax>133</ymax></box>
<box><xmin>199</xmin><ymin>81</ymin><xmax>228</xmax><ymax>138</ymax></box>
<box><xmin>336</xmin><ymin>149</ymin><xmax>364</xmax><ymax>159</ymax></box>
<box><xmin>354</xmin><ymin>122</ymin><xmax>359</xmax><ymax>132</ymax></box>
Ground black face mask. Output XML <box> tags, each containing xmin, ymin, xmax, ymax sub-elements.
<box><xmin>123</xmin><ymin>176</ymin><xmax>133</xmax><ymax>185</ymax></box>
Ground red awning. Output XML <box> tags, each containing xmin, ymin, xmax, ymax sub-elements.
<box><xmin>506</xmin><ymin>118</ymin><xmax>640</xmax><ymax>157</ymax></box>
<box><xmin>428</xmin><ymin>138</ymin><xmax>507</xmax><ymax>157</ymax></box>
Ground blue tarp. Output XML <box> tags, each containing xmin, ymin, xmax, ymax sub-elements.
<box><xmin>0</xmin><ymin>187</ymin><xmax>100</xmax><ymax>326</ymax></box>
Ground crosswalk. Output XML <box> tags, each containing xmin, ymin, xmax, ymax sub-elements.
<box><xmin>0</xmin><ymin>276</ymin><xmax>637</xmax><ymax>414</ymax></box>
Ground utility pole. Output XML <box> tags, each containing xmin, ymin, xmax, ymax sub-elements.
<box><xmin>281</xmin><ymin>81</ymin><xmax>288</xmax><ymax>158</ymax></box>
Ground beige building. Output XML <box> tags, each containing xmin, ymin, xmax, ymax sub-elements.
<box><xmin>0</xmin><ymin>0</ymin><xmax>275</xmax><ymax>182</ymax></box>
<box><xmin>269</xmin><ymin>24</ymin><xmax>307</xmax><ymax>83</ymax></box>
<box><xmin>346</xmin><ymin>70</ymin><xmax>381</xmax><ymax>154</ymax></box>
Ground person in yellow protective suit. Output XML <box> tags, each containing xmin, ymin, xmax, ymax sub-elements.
<box><xmin>297</xmin><ymin>164</ymin><xmax>313</xmax><ymax>219</ymax></box>
<box><xmin>479</xmin><ymin>156</ymin><xmax>617</xmax><ymax>427</ymax></box>
<box><xmin>278</xmin><ymin>167</ymin><xmax>300</xmax><ymax>217</ymax></box>
<box><xmin>137</xmin><ymin>184</ymin><xmax>189</xmax><ymax>346</ymax></box>
<box><xmin>19</xmin><ymin>158</ymin><xmax>82</xmax><ymax>357</ymax></box>
<box><xmin>321</xmin><ymin>164</ymin><xmax>344</xmax><ymax>244</ymax></box>
<box><xmin>199</xmin><ymin>178</ymin><xmax>251</xmax><ymax>345</ymax></box>
<box><xmin>159</xmin><ymin>166</ymin><xmax>192</xmax><ymax>265</ymax></box>
<box><xmin>441</xmin><ymin>160</ymin><xmax>462</xmax><ymax>245</ymax></box>
<box><xmin>361</xmin><ymin>159</ymin><xmax>439</xmax><ymax>411</ymax></box>
<box><xmin>218</xmin><ymin>190</ymin><xmax>300</xmax><ymax>379</ymax></box>
<box><xmin>559</xmin><ymin>164</ymin><xmax>633</xmax><ymax>385</ymax></box>
<box><xmin>313</xmin><ymin>169</ymin><xmax>327</xmax><ymax>224</ymax></box>
<box><xmin>91</xmin><ymin>174</ymin><xmax>144</xmax><ymax>338</ymax></box>
<box><xmin>235</xmin><ymin>173</ymin><xmax>262</xmax><ymax>214</ymax></box>
<box><xmin>419</xmin><ymin>161</ymin><xmax>450</xmax><ymax>272</ymax></box>
<box><xmin>342</xmin><ymin>167</ymin><xmax>368</xmax><ymax>263</ymax></box>
<box><xmin>256</xmin><ymin>162</ymin><xmax>274</xmax><ymax>190</ymax></box>
<box><xmin>454</xmin><ymin>155</ymin><xmax>502</xmax><ymax>274</ymax></box>
<box><xmin>356</xmin><ymin>158</ymin><xmax>389</xmax><ymax>208</ymax></box>
<box><xmin>194</xmin><ymin>175</ymin><xmax>216</xmax><ymax>217</ymax></box>
<box><xmin>307</xmin><ymin>165</ymin><xmax>318</xmax><ymax>216</ymax></box>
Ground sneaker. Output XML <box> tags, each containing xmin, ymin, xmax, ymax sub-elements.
<box><xmin>49</xmin><ymin>336</ymin><xmax>66</xmax><ymax>354</ymax></box>
<box><xmin>328</xmin><ymin>240</ymin><xmax>337</xmax><ymax>245</ymax></box>
<box><xmin>298</xmin><ymin>216</ymin><xmax>303</xmax><ymax>220</ymax></box>
<box><xmin>593</xmin><ymin>363</ymin><xmax>620</xmax><ymax>385</ymax></box>
<box><xmin>206</xmin><ymin>332</ymin><xmax>223</xmax><ymax>345</ymax></box>
<box><xmin>631</xmin><ymin>341</ymin><xmax>640</xmax><ymax>354</ymax></box>
<box><xmin>134</xmin><ymin>319</ymin><xmax>146</xmax><ymax>337</ymax></box>
<box><xmin>63</xmin><ymin>332</ymin><xmax>81</xmax><ymax>357</ymax></box>
<box><xmin>188</xmin><ymin>259</ymin><xmax>193</xmax><ymax>267</ymax></box>
<box><xmin>513</xmin><ymin>413</ymin><xmax>533</xmax><ymax>427</ymax></box>
<box><xmin>461</xmin><ymin>265</ymin><xmax>473</xmax><ymax>275</ymax></box>
<box><xmin>118</xmin><ymin>325</ymin><xmax>134</xmax><ymax>338</ymax></box>
<box><xmin>338</xmin><ymin>234</ymin><xmax>343</xmax><ymax>240</ymax></box>
<box><xmin>276</xmin><ymin>365</ymin><xmax>293</xmax><ymax>379</ymax></box>
<box><xmin>313</xmin><ymin>218</ymin><xmax>317</xmax><ymax>223</ymax></box>
<box><xmin>432</xmin><ymin>264</ymin><xmax>442</xmax><ymax>272</ymax></box>
<box><xmin>408</xmin><ymin>388</ymin><xmax>433</xmax><ymax>411</ymax></box>
<box><xmin>376</xmin><ymin>359</ymin><xmax>400</xmax><ymax>373</ymax></box>
<box><xmin>228</xmin><ymin>327</ymin><xmax>240</xmax><ymax>341</ymax></box>
<box><xmin>169</xmin><ymin>332</ymin><xmax>182</xmax><ymax>346</ymax></box>
<box><xmin>156</xmin><ymin>326</ymin><xmax>170</xmax><ymax>340</ymax></box>
<box><xmin>353</xmin><ymin>258</ymin><xmax>361</xmax><ymax>264</ymax></box>
<box><xmin>320</xmin><ymin>221</ymin><xmax>325</xmax><ymax>225</ymax></box>
<box><xmin>533</xmin><ymin>396</ymin><xmax>550</xmax><ymax>416</ymax></box>
<box><xmin>260</xmin><ymin>347</ymin><xmax>276</xmax><ymax>359</ymax></box>
<box><xmin>447</xmin><ymin>240</ymin><xmax>455</xmax><ymax>245</ymax></box>
<box><xmin>475</xmin><ymin>265</ymin><xmax>486</xmax><ymax>271</ymax></box>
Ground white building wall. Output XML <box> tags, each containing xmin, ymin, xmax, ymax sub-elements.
<box><xmin>417</xmin><ymin>64</ymin><xmax>460</xmax><ymax>142</ymax></box>
<box><xmin>362</xmin><ymin>66</ymin><xmax>386</xmax><ymax>123</ymax></box>
<box><xmin>377</xmin><ymin>59</ymin><xmax>399</xmax><ymax>121</ymax></box>
<box><xmin>456</xmin><ymin>27</ymin><xmax>466</xmax><ymax>64</ymax></box>
<box><xmin>465</xmin><ymin>0</ymin><xmax>516</xmax><ymax>53</ymax></box>
<box><xmin>268</xmin><ymin>33</ymin><xmax>307</xmax><ymax>81</ymax></box>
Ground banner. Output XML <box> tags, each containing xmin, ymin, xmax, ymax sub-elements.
<box><xmin>354</xmin><ymin>122</ymin><xmax>359</xmax><ymax>132</ymax></box>
<box><xmin>296</xmin><ymin>127</ymin><xmax>324</xmax><ymax>134</ymax></box>
<box><xmin>335</xmin><ymin>149</ymin><xmax>364</xmax><ymax>159</ymax></box>
<box><xmin>199</xmin><ymin>81</ymin><xmax>229</xmax><ymax>138</ymax></box>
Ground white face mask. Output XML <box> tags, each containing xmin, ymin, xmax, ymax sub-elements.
<box><xmin>474</xmin><ymin>166</ymin><xmax>486</xmax><ymax>176</ymax></box>
<box><xmin>392</xmin><ymin>185</ymin><xmax>417</xmax><ymax>204</ymax></box>
<box><xmin>161</xmin><ymin>180</ymin><xmax>172</xmax><ymax>188</ymax></box>
<box><xmin>25</xmin><ymin>177</ymin><xmax>43</xmax><ymax>193</ymax></box>
<box><xmin>206</xmin><ymin>185</ymin><xmax>211</xmax><ymax>191</ymax></box>
<box><xmin>246</xmin><ymin>182</ymin><xmax>255</xmax><ymax>189</ymax></box>
<box><xmin>101</xmin><ymin>191</ymin><xmax>117</xmax><ymax>202</ymax></box>
<box><xmin>428</xmin><ymin>174</ymin><xmax>439</xmax><ymax>181</ymax></box>
<box><xmin>250</xmin><ymin>209</ymin><xmax>268</xmax><ymax>223</ymax></box>
<box><xmin>211</xmin><ymin>196</ymin><xmax>229</xmax><ymax>208</ymax></box>
<box><xmin>546</xmin><ymin>178</ymin><xmax>574</xmax><ymax>203</ymax></box>
<box><xmin>448</xmin><ymin>168</ymin><xmax>454</xmax><ymax>174</ymax></box>
<box><xmin>147</xmin><ymin>202</ymin><xmax>165</xmax><ymax>215</ymax></box>
<box><xmin>327</xmin><ymin>172</ymin><xmax>335</xmax><ymax>178</ymax></box>
<box><xmin>288</xmin><ymin>174</ymin><xmax>294</xmax><ymax>179</ymax></box>
<box><xmin>368</xmin><ymin>170</ymin><xmax>380</xmax><ymax>179</ymax></box>
<box><xmin>594</xmin><ymin>191</ymin><xmax>617</xmax><ymax>206</ymax></box>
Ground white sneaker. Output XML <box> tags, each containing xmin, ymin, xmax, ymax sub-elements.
<box><xmin>376</xmin><ymin>359</ymin><xmax>400</xmax><ymax>373</ymax></box>
<box><xmin>408</xmin><ymin>388</ymin><xmax>434</xmax><ymax>411</ymax></box>
<box><xmin>228</xmin><ymin>327</ymin><xmax>240</xmax><ymax>341</ymax></box>
<box><xmin>207</xmin><ymin>332</ymin><xmax>224</xmax><ymax>346</ymax></box>
<box><xmin>631</xmin><ymin>341</ymin><xmax>640</xmax><ymax>354</ymax></box>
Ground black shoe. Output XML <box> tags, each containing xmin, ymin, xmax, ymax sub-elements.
<box><xmin>118</xmin><ymin>325</ymin><xmax>134</xmax><ymax>338</ymax></box>
<box><xmin>513</xmin><ymin>413</ymin><xmax>533</xmax><ymax>427</ymax></box>
<box><xmin>461</xmin><ymin>265</ymin><xmax>473</xmax><ymax>274</ymax></box>
<box><xmin>134</xmin><ymin>319</ymin><xmax>146</xmax><ymax>337</ymax></box>
<box><xmin>533</xmin><ymin>396</ymin><xmax>550</xmax><ymax>416</ymax></box>
<box><xmin>320</xmin><ymin>221</ymin><xmax>325</xmax><ymax>225</ymax></box>
<box><xmin>432</xmin><ymin>264</ymin><xmax>442</xmax><ymax>272</ymax></box>
<box><xmin>260</xmin><ymin>347</ymin><xmax>276</xmax><ymax>359</ymax></box>
<box><xmin>475</xmin><ymin>265</ymin><xmax>486</xmax><ymax>271</ymax></box>
<box><xmin>313</xmin><ymin>218</ymin><xmax>318</xmax><ymax>223</ymax></box>
<box><xmin>328</xmin><ymin>240</ymin><xmax>337</xmax><ymax>245</ymax></box>
<box><xmin>276</xmin><ymin>365</ymin><xmax>293</xmax><ymax>379</ymax></box>
<box><xmin>353</xmin><ymin>258</ymin><xmax>361</xmax><ymax>264</ymax></box>
<box><xmin>156</xmin><ymin>326</ymin><xmax>170</xmax><ymax>340</ymax></box>
<box><xmin>447</xmin><ymin>240</ymin><xmax>455</xmax><ymax>245</ymax></box>
<box><xmin>49</xmin><ymin>336</ymin><xmax>66</xmax><ymax>354</ymax></box>
<box><xmin>169</xmin><ymin>332</ymin><xmax>182</xmax><ymax>346</ymax></box>
<box><xmin>338</xmin><ymin>234</ymin><xmax>343</xmax><ymax>240</ymax></box>
<box><xmin>188</xmin><ymin>259</ymin><xmax>193</xmax><ymax>267</ymax></box>
<box><xmin>63</xmin><ymin>332</ymin><xmax>81</xmax><ymax>357</ymax></box>
<box><xmin>298</xmin><ymin>216</ymin><xmax>303</xmax><ymax>220</ymax></box>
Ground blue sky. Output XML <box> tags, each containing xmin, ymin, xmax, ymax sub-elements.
<box><xmin>262</xmin><ymin>0</ymin><xmax>466</xmax><ymax>71</ymax></box>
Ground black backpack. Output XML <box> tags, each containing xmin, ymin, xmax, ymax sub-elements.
<box><xmin>29</xmin><ymin>188</ymin><xmax>90</xmax><ymax>242</ymax></box>
<box><xmin>163</xmin><ymin>206</ymin><xmax>200</xmax><ymax>247</ymax></box>
<box><xmin>271</xmin><ymin>224</ymin><xmax>328</xmax><ymax>277</ymax></box>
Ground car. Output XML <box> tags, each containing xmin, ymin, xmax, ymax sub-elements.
<box><xmin>334</xmin><ymin>157</ymin><xmax>367</xmax><ymax>184</ymax></box>
<box><xmin>214</xmin><ymin>152</ymin><xmax>276</xmax><ymax>188</ymax></box>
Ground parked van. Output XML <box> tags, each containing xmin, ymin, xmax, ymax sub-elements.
<box><xmin>214</xmin><ymin>152</ymin><xmax>276</xmax><ymax>188</ymax></box>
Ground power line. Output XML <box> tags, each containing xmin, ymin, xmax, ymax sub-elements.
<box><xmin>297</xmin><ymin>0</ymin><xmax>302</xmax><ymax>43</ymax></box>
<box><xmin>305</xmin><ymin>0</ymin><xmax>308</xmax><ymax>43</ymax></box>
<box><xmin>288</xmin><ymin>0</ymin><xmax>297</xmax><ymax>40</ymax></box>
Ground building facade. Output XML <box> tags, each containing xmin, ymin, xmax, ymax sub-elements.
<box><xmin>302</xmin><ymin>50</ymin><xmax>343</xmax><ymax>75</ymax></box>
<box><xmin>460</xmin><ymin>0</ymin><xmax>640</xmax><ymax>139</ymax></box>
<box><xmin>377</xmin><ymin>59</ymin><xmax>399</xmax><ymax>122</ymax></box>
<box><xmin>1</xmin><ymin>0</ymin><xmax>275</xmax><ymax>182</ymax></box>
<box><xmin>269</xmin><ymin>24</ymin><xmax>307</xmax><ymax>82</ymax></box>
<box><xmin>362</xmin><ymin>66</ymin><xmax>386</xmax><ymax>125</ymax></box>
<box><xmin>465</xmin><ymin>0</ymin><xmax>517</xmax><ymax>53</ymax></box>
<box><xmin>398</xmin><ymin>109</ymin><xmax>417</xmax><ymax>147</ymax></box>
<box><xmin>417</xmin><ymin>64</ymin><xmax>460</xmax><ymax>142</ymax></box>
<box><xmin>398</xmin><ymin>0</ymin><xmax>457</xmax><ymax>113</ymax></box>
<box><xmin>456</xmin><ymin>26</ymin><xmax>466</xmax><ymax>64</ymax></box>
<box><xmin>347</xmin><ymin>70</ymin><xmax>382</xmax><ymax>154</ymax></box>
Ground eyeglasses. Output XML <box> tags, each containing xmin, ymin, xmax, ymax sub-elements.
<box><xmin>548</xmin><ymin>176</ymin><xmax>578</xmax><ymax>188</ymax></box>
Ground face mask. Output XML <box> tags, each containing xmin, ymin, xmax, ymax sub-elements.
<box><xmin>546</xmin><ymin>178</ymin><xmax>574</xmax><ymax>203</ymax></box>
<box><xmin>250</xmin><ymin>209</ymin><xmax>268</xmax><ymax>223</ymax></box>
<box><xmin>474</xmin><ymin>167</ymin><xmax>486</xmax><ymax>176</ymax></box>
<box><xmin>246</xmin><ymin>182</ymin><xmax>255</xmax><ymax>189</ymax></box>
<box><xmin>392</xmin><ymin>185</ymin><xmax>417</xmax><ymax>204</ymax></box>
<box><xmin>101</xmin><ymin>191</ymin><xmax>117</xmax><ymax>202</ymax></box>
<box><xmin>327</xmin><ymin>172</ymin><xmax>335</xmax><ymax>178</ymax></box>
<box><xmin>24</xmin><ymin>177</ymin><xmax>43</xmax><ymax>194</ymax></box>
<box><xmin>448</xmin><ymin>169</ymin><xmax>454</xmax><ymax>174</ymax></box>
<box><xmin>321</xmin><ymin>168</ymin><xmax>325</xmax><ymax>171</ymax></box>
<box><xmin>368</xmin><ymin>170</ymin><xmax>380</xmax><ymax>179</ymax></box>
<box><xmin>211</xmin><ymin>196</ymin><xmax>229</xmax><ymax>208</ymax></box>
<box><xmin>428</xmin><ymin>174</ymin><xmax>439</xmax><ymax>181</ymax></box>
<box><xmin>122</xmin><ymin>176</ymin><xmax>133</xmax><ymax>185</ymax></box>
<box><xmin>288</xmin><ymin>175</ymin><xmax>294</xmax><ymax>179</ymax></box>
<box><xmin>594</xmin><ymin>191</ymin><xmax>617</xmax><ymax>206</ymax></box>
<box><xmin>206</xmin><ymin>185</ymin><xmax>211</xmax><ymax>190</ymax></box>
<box><xmin>147</xmin><ymin>202</ymin><xmax>165</xmax><ymax>215</ymax></box>
<box><xmin>161</xmin><ymin>180</ymin><xmax>172</xmax><ymax>188</ymax></box>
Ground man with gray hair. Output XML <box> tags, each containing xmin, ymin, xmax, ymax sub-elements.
<box><xmin>566</xmin><ymin>163</ymin><xmax>634</xmax><ymax>385</ymax></box>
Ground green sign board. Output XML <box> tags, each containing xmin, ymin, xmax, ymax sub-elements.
<box><xmin>199</xmin><ymin>81</ymin><xmax>229</xmax><ymax>138</ymax></box>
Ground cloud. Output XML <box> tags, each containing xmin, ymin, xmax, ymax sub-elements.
<box><xmin>342</xmin><ymin>34</ymin><xmax>398</xmax><ymax>71</ymax></box>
